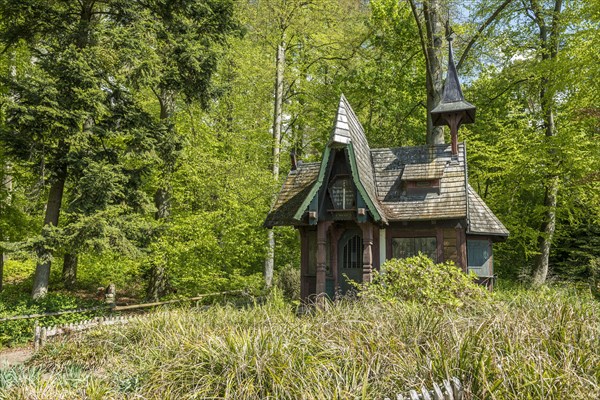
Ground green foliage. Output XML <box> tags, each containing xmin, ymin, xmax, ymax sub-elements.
<box><xmin>275</xmin><ymin>264</ymin><xmax>300</xmax><ymax>301</ymax></box>
<box><xmin>361</xmin><ymin>255</ymin><xmax>489</xmax><ymax>307</ymax></box>
<box><xmin>0</xmin><ymin>286</ymin><xmax>103</xmax><ymax>348</ymax></box>
<box><xmin>2</xmin><ymin>285</ymin><xmax>595</xmax><ymax>399</ymax></box>
<box><xmin>589</xmin><ymin>258</ymin><xmax>600</xmax><ymax>301</ymax></box>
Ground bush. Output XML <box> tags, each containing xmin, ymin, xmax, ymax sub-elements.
<box><xmin>275</xmin><ymin>264</ymin><xmax>300</xmax><ymax>301</ymax></box>
<box><xmin>0</xmin><ymin>287</ymin><xmax>104</xmax><ymax>348</ymax></box>
<box><xmin>361</xmin><ymin>254</ymin><xmax>489</xmax><ymax>307</ymax></box>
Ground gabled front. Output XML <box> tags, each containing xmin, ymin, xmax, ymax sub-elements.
<box><xmin>292</xmin><ymin>95</ymin><xmax>387</xmax><ymax>227</ymax></box>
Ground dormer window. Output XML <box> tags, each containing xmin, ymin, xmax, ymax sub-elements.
<box><xmin>404</xmin><ymin>179</ymin><xmax>440</xmax><ymax>195</ymax></box>
<box><xmin>328</xmin><ymin>177</ymin><xmax>355</xmax><ymax>210</ymax></box>
<box><xmin>415</xmin><ymin>180</ymin><xmax>434</xmax><ymax>187</ymax></box>
<box><xmin>400</xmin><ymin>162</ymin><xmax>445</xmax><ymax>196</ymax></box>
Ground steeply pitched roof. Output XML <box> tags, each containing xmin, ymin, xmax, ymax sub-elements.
<box><xmin>431</xmin><ymin>38</ymin><xmax>476</xmax><ymax>126</ymax></box>
<box><xmin>265</xmin><ymin>95</ymin><xmax>507</xmax><ymax>238</ymax></box>
<box><xmin>264</xmin><ymin>162</ymin><xmax>320</xmax><ymax>227</ymax></box>
<box><xmin>337</xmin><ymin>95</ymin><xmax>387</xmax><ymax>223</ymax></box>
<box><xmin>467</xmin><ymin>186</ymin><xmax>509</xmax><ymax>236</ymax></box>
<box><xmin>286</xmin><ymin>95</ymin><xmax>387</xmax><ymax>225</ymax></box>
<box><xmin>371</xmin><ymin>143</ymin><xmax>468</xmax><ymax>221</ymax></box>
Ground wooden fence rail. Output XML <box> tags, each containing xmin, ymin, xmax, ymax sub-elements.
<box><xmin>0</xmin><ymin>305</ymin><xmax>113</xmax><ymax>323</ymax></box>
<box><xmin>385</xmin><ymin>377</ymin><xmax>464</xmax><ymax>400</ymax></box>
<box><xmin>0</xmin><ymin>289</ymin><xmax>246</xmax><ymax>324</ymax></box>
<box><xmin>29</xmin><ymin>289</ymin><xmax>247</xmax><ymax>351</ymax></box>
<box><xmin>33</xmin><ymin>315</ymin><xmax>135</xmax><ymax>351</ymax></box>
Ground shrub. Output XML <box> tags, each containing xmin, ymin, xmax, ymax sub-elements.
<box><xmin>275</xmin><ymin>264</ymin><xmax>300</xmax><ymax>301</ymax></box>
<box><xmin>0</xmin><ymin>288</ymin><xmax>103</xmax><ymax>348</ymax></box>
<box><xmin>361</xmin><ymin>254</ymin><xmax>489</xmax><ymax>307</ymax></box>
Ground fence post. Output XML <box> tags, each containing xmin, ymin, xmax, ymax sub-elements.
<box><xmin>443</xmin><ymin>379</ymin><xmax>454</xmax><ymax>400</ymax></box>
<box><xmin>451</xmin><ymin>377</ymin><xmax>463</xmax><ymax>400</ymax></box>
<box><xmin>40</xmin><ymin>327</ymin><xmax>47</xmax><ymax>348</ymax></box>
<box><xmin>432</xmin><ymin>382</ymin><xmax>444</xmax><ymax>400</ymax></box>
<box><xmin>105</xmin><ymin>283</ymin><xmax>116</xmax><ymax>306</ymax></box>
<box><xmin>33</xmin><ymin>321</ymin><xmax>40</xmax><ymax>352</ymax></box>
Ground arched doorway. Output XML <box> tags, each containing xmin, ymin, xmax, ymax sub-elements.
<box><xmin>338</xmin><ymin>230</ymin><xmax>363</xmax><ymax>294</ymax></box>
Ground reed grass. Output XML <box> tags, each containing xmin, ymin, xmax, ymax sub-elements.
<box><xmin>1</xmin><ymin>285</ymin><xmax>599</xmax><ymax>399</ymax></box>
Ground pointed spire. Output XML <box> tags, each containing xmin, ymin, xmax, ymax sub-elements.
<box><xmin>330</xmin><ymin>94</ymin><xmax>352</xmax><ymax>145</ymax></box>
<box><xmin>431</xmin><ymin>34</ymin><xmax>476</xmax><ymax>155</ymax></box>
<box><xmin>431</xmin><ymin>35</ymin><xmax>476</xmax><ymax>126</ymax></box>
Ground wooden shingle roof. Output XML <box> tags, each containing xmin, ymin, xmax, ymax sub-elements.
<box><xmin>371</xmin><ymin>143</ymin><xmax>467</xmax><ymax>221</ymax></box>
<box><xmin>264</xmin><ymin>162</ymin><xmax>320</xmax><ymax>227</ymax></box>
<box><xmin>467</xmin><ymin>186</ymin><xmax>509</xmax><ymax>236</ymax></box>
<box><xmin>336</xmin><ymin>95</ymin><xmax>387</xmax><ymax>223</ymax></box>
<box><xmin>265</xmin><ymin>95</ymin><xmax>507</xmax><ymax>238</ymax></box>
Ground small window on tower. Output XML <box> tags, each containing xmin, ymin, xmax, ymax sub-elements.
<box><xmin>328</xmin><ymin>177</ymin><xmax>355</xmax><ymax>210</ymax></box>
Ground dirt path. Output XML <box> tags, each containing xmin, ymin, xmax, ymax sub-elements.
<box><xmin>0</xmin><ymin>347</ymin><xmax>34</xmax><ymax>368</ymax></box>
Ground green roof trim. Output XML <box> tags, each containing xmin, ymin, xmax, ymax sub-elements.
<box><xmin>292</xmin><ymin>146</ymin><xmax>332</xmax><ymax>221</ymax></box>
<box><xmin>291</xmin><ymin>143</ymin><xmax>383</xmax><ymax>223</ymax></box>
<box><xmin>347</xmin><ymin>142</ymin><xmax>382</xmax><ymax>222</ymax></box>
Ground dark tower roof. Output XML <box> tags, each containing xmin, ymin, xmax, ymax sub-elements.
<box><xmin>431</xmin><ymin>37</ymin><xmax>476</xmax><ymax>126</ymax></box>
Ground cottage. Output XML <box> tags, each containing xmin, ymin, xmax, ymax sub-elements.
<box><xmin>265</xmin><ymin>40</ymin><xmax>508</xmax><ymax>300</ymax></box>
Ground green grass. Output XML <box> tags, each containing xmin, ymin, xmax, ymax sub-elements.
<box><xmin>1</xmin><ymin>285</ymin><xmax>599</xmax><ymax>399</ymax></box>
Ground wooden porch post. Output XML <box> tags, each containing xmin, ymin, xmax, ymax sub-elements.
<box><xmin>316</xmin><ymin>222</ymin><xmax>332</xmax><ymax>296</ymax></box>
<box><xmin>455</xmin><ymin>223</ymin><xmax>467</xmax><ymax>272</ymax></box>
<box><xmin>299</xmin><ymin>227</ymin><xmax>308</xmax><ymax>300</ymax></box>
<box><xmin>330</xmin><ymin>226</ymin><xmax>342</xmax><ymax>295</ymax></box>
<box><xmin>361</xmin><ymin>222</ymin><xmax>374</xmax><ymax>283</ymax></box>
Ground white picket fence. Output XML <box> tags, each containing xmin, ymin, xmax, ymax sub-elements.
<box><xmin>33</xmin><ymin>315</ymin><xmax>135</xmax><ymax>351</ymax></box>
<box><xmin>386</xmin><ymin>377</ymin><xmax>464</xmax><ymax>400</ymax></box>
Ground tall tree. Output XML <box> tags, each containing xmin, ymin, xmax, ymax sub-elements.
<box><xmin>0</xmin><ymin>1</ymin><xmax>161</xmax><ymax>298</ymax></box>
<box><xmin>529</xmin><ymin>0</ymin><xmax>563</xmax><ymax>286</ymax></box>
<box><xmin>243</xmin><ymin>0</ymin><xmax>368</xmax><ymax>287</ymax></box>
<box><xmin>407</xmin><ymin>0</ymin><xmax>514</xmax><ymax>144</ymax></box>
<box><xmin>463</xmin><ymin>0</ymin><xmax>599</xmax><ymax>283</ymax></box>
<box><xmin>125</xmin><ymin>0</ymin><xmax>237</xmax><ymax>300</ymax></box>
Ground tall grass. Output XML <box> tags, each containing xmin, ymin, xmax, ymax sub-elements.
<box><xmin>2</xmin><ymin>286</ymin><xmax>599</xmax><ymax>399</ymax></box>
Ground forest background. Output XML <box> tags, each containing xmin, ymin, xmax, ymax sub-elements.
<box><xmin>0</xmin><ymin>0</ymin><xmax>598</xmax><ymax>309</ymax></box>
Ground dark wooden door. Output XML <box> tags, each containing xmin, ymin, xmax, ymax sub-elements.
<box><xmin>338</xmin><ymin>231</ymin><xmax>363</xmax><ymax>294</ymax></box>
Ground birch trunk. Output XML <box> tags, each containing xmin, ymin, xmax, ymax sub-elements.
<box><xmin>0</xmin><ymin>253</ymin><xmax>5</xmax><ymax>292</ymax></box>
<box><xmin>265</xmin><ymin>42</ymin><xmax>285</xmax><ymax>288</ymax></box>
<box><xmin>1</xmin><ymin>162</ymin><xmax>11</xmax><ymax>292</ymax></box>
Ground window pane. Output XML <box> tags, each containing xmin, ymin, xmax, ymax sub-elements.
<box><xmin>392</xmin><ymin>237</ymin><xmax>437</xmax><ymax>261</ymax></box>
<box><xmin>329</xmin><ymin>178</ymin><xmax>355</xmax><ymax>209</ymax></box>
<box><xmin>415</xmin><ymin>237</ymin><xmax>437</xmax><ymax>261</ymax></box>
<box><xmin>392</xmin><ymin>238</ymin><xmax>413</xmax><ymax>259</ymax></box>
<box><xmin>343</xmin><ymin>235</ymin><xmax>362</xmax><ymax>269</ymax></box>
<box><xmin>467</xmin><ymin>240</ymin><xmax>491</xmax><ymax>277</ymax></box>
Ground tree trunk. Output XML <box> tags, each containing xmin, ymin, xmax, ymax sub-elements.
<box><xmin>0</xmin><ymin>253</ymin><xmax>5</xmax><ymax>292</ymax></box>
<box><xmin>531</xmin><ymin>0</ymin><xmax>562</xmax><ymax>286</ymax></box>
<box><xmin>265</xmin><ymin>41</ymin><xmax>286</xmax><ymax>288</ymax></box>
<box><xmin>423</xmin><ymin>0</ymin><xmax>445</xmax><ymax>145</ymax></box>
<box><xmin>147</xmin><ymin>261</ymin><xmax>168</xmax><ymax>302</ymax></box>
<box><xmin>62</xmin><ymin>253</ymin><xmax>78</xmax><ymax>289</ymax></box>
<box><xmin>32</xmin><ymin>165</ymin><xmax>67</xmax><ymax>299</ymax></box>
<box><xmin>532</xmin><ymin>177</ymin><xmax>558</xmax><ymax>286</ymax></box>
<box><xmin>146</xmin><ymin>88</ymin><xmax>176</xmax><ymax>301</ymax></box>
<box><xmin>1</xmin><ymin>162</ymin><xmax>12</xmax><ymax>292</ymax></box>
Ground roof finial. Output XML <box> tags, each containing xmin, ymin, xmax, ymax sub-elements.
<box><xmin>430</xmin><ymin>33</ymin><xmax>476</xmax><ymax>156</ymax></box>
